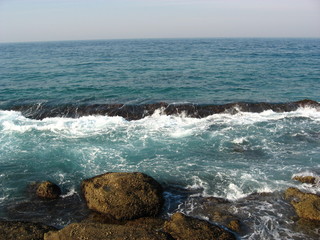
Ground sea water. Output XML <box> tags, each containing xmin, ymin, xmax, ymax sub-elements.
<box><xmin>0</xmin><ymin>38</ymin><xmax>320</xmax><ymax>239</ymax></box>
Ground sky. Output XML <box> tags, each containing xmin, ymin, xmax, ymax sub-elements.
<box><xmin>0</xmin><ymin>0</ymin><xmax>319</xmax><ymax>43</ymax></box>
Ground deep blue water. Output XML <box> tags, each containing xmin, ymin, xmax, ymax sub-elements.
<box><xmin>0</xmin><ymin>38</ymin><xmax>320</xmax><ymax>239</ymax></box>
<box><xmin>1</xmin><ymin>38</ymin><xmax>319</xmax><ymax>107</ymax></box>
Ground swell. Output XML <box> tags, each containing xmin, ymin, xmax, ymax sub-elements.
<box><xmin>4</xmin><ymin>99</ymin><xmax>320</xmax><ymax>120</ymax></box>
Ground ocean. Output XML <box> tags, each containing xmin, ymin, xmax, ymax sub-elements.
<box><xmin>0</xmin><ymin>38</ymin><xmax>319</xmax><ymax>239</ymax></box>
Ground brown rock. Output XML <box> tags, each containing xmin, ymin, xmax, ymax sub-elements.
<box><xmin>207</xmin><ymin>210</ymin><xmax>241</xmax><ymax>233</ymax></box>
<box><xmin>81</xmin><ymin>212</ymin><xmax>125</xmax><ymax>225</ymax></box>
<box><xmin>44</xmin><ymin>223</ymin><xmax>172</xmax><ymax>240</ymax></box>
<box><xmin>125</xmin><ymin>217</ymin><xmax>166</xmax><ymax>230</ymax></box>
<box><xmin>164</xmin><ymin>212</ymin><xmax>236</xmax><ymax>240</ymax></box>
<box><xmin>294</xmin><ymin>218</ymin><xmax>320</xmax><ymax>239</ymax></box>
<box><xmin>36</xmin><ymin>181</ymin><xmax>61</xmax><ymax>199</ymax></box>
<box><xmin>292</xmin><ymin>176</ymin><xmax>316</xmax><ymax>184</ymax></box>
<box><xmin>81</xmin><ymin>172</ymin><xmax>164</xmax><ymax>220</ymax></box>
<box><xmin>180</xmin><ymin>196</ymin><xmax>242</xmax><ymax>233</ymax></box>
<box><xmin>0</xmin><ymin>221</ymin><xmax>56</xmax><ymax>240</ymax></box>
<box><xmin>227</xmin><ymin>220</ymin><xmax>241</xmax><ymax>233</ymax></box>
<box><xmin>285</xmin><ymin>187</ymin><xmax>320</xmax><ymax>221</ymax></box>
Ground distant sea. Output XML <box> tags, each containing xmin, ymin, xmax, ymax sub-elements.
<box><xmin>0</xmin><ymin>38</ymin><xmax>319</xmax><ymax>239</ymax></box>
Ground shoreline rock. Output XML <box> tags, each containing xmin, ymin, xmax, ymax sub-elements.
<box><xmin>44</xmin><ymin>213</ymin><xmax>236</xmax><ymax>240</ymax></box>
<box><xmin>44</xmin><ymin>222</ymin><xmax>172</xmax><ymax>240</ymax></box>
<box><xmin>36</xmin><ymin>181</ymin><xmax>61</xmax><ymax>199</ymax></box>
<box><xmin>164</xmin><ymin>212</ymin><xmax>236</xmax><ymax>240</ymax></box>
<box><xmin>4</xmin><ymin>172</ymin><xmax>320</xmax><ymax>239</ymax></box>
<box><xmin>284</xmin><ymin>187</ymin><xmax>320</xmax><ymax>221</ymax></box>
<box><xmin>0</xmin><ymin>221</ymin><xmax>57</xmax><ymax>240</ymax></box>
<box><xmin>176</xmin><ymin>196</ymin><xmax>242</xmax><ymax>234</ymax></box>
<box><xmin>292</xmin><ymin>176</ymin><xmax>316</xmax><ymax>185</ymax></box>
<box><xmin>10</xmin><ymin>99</ymin><xmax>320</xmax><ymax>121</ymax></box>
<box><xmin>81</xmin><ymin>172</ymin><xmax>164</xmax><ymax>220</ymax></box>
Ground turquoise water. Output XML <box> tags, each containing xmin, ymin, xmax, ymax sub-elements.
<box><xmin>0</xmin><ymin>38</ymin><xmax>320</xmax><ymax>239</ymax></box>
<box><xmin>1</xmin><ymin>38</ymin><xmax>319</xmax><ymax>106</ymax></box>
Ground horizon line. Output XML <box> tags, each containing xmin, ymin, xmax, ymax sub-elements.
<box><xmin>1</xmin><ymin>36</ymin><xmax>320</xmax><ymax>44</ymax></box>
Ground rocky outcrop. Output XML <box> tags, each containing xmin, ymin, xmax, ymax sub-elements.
<box><xmin>292</xmin><ymin>176</ymin><xmax>316</xmax><ymax>184</ymax></box>
<box><xmin>44</xmin><ymin>222</ymin><xmax>172</xmax><ymax>240</ymax></box>
<box><xmin>10</xmin><ymin>99</ymin><xmax>320</xmax><ymax>120</ymax></box>
<box><xmin>164</xmin><ymin>212</ymin><xmax>236</xmax><ymax>240</ymax></box>
<box><xmin>284</xmin><ymin>187</ymin><xmax>320</xmax><ymax>221</ymax></box>
<box><xmin>0</xmin><ymin>221</ymin><xmax>56</xmax><ymax>240</ymax></box>
<box><xmin>294</xmin><ymin>218</ymin><xmax>320</xmax><ymax>239</ymax></box>
<box><xmin>81</xmin><ymin>172</ymin><xmax>164</xmax><ymax>220</ymax></box>
<box><xmin>200</xmin><ymin>197</ymin><xmax>241</xmax><ymax>233</ymax></box>
<box><xmin>45</xmin><ymin>213</ymin><xmax>236</xmax><ymax>240</ymax></box>
<box><xmin>36</xmin><ymin>181</ymin><xmax>61</xmax><ymax>199</ymax></box>
<box><xmin>177</xmin><ymin>196</ymin><xmax>242</xmax><ymax>233</ymax></box>
<box><xmin>124</xmin><ymin>217</ymin><xmax>166</xmax><ymax>230</ymax></box>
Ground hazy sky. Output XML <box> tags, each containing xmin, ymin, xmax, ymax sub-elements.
<box><xmin>0</xmin><ymin>0</ymin><xmax>319</xmax><ymax>42</ymax></box>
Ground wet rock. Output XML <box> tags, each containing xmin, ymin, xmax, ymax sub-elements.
<box><xmin>209</xmin><ymin>211</ymin><xmax>241</xmax><ymax>233</ymax></box>
<box><xmin>5</xmin><ymin>194</ymin><xmax>89</xmax><ymax>227</ymax></box>
<box><xmin>179</xmin><ymin>196</ymin><xmax>242</xmax><ymax>233</ymax></box>
<box><xmin>292</xmin><ymin>176</ymin><xmax>316</xmax><ymax>184</ymax></box>
<box><xmin>0</xmin><ymin>221</ymin><xmax>56</xmax><ymax>240</ymax></box>
<box><xmin>284</xmin><ymin>187</ymin><xmax>320</xmax><ymax>221</ymax></box>
<box><xmin>294</xmin><ymin>218</ymin><xmax>320</xmax><ymax>239</ymax></box>
<box><xmin>11</xmin><ymin>99</ymin><xmax>320</xmax><ymax>121</ymax></box>
<box><xmin>44</xmin><ymin>222</ymin><xmax>172</xmax><ymax>240</ymax></box>
<box><xmin>227</xmin><ymin>220</ymin><xmax>241</xmax><ymax>233</ymax></box>
<box><xmin>81</xmin><ymin>172</ymin><xmax>164</xmax><ymax>220</ymax></box>
<box><xmin>201</xmin><ymin>196</ymin><xmax>231</xmax><ymax>204</ymax></box>
<box><xmin>164</xmin><ymin>212</ymin><xmax>236</xmax><ymax>240</ymax></box>
<box><xmin>296</xmin><ymin>99</ymin><xmax>320</xmax><ymax>108</ymax></box>
<box><xmin>36</xmin><ymin>181</ymin><xmax>61</xmax><ymax>199</ymax></box>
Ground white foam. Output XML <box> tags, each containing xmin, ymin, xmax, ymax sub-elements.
<box><xmin>232</xmin><ymin>137</ymin><xmax>248</xmax><ymax>144</ymax></box>
<box><xmin>226</xmin><ymin>183</ymin><xmax>247</xmax><ymax>200</ymax></box>
<box><xmin>0</xmin><ymin>107</ymin><xmax>319</xmax><ymax>192</ymax></box>
<box><xmin>61</xmin><ymin>188</ymin><xmax>76</xmax><ymax>198</ymax></box>
<box><xmin>185</xmin><ymin>176</ymin><xmax>210</xmax><ymax>197</ymax></box>
<box><xmin>292</xmin><ymin>171</ymin><xmax>319</xmax><ymax>178</ymax></box>
<box><xmin>1</xmin><ymin>106</ymin><xmax>319</xmax><ymax>137</ymax></box>
<box><xmin>0</xmin><ymin>196</ymin><xmax>8</xmax><ymax>201</ymax></box>
<box><xmin>291</xmin><ymin>171</ymin><xmax>320</xmax><ymax>195</ymax></box>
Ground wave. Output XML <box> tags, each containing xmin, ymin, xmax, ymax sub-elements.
<box><xmin>3</xmin><ymin>99</ymin><xmax>320</xmax><ymax>120</ymax></box>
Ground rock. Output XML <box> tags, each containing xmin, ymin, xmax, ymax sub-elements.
<box><xmin>227</xmin><ymin>220</ymin><xmax>241</xmax><ymax>233</ymax></box>
<box><xmin>12</xmin><ymin>99</ymin><xmax>320</xmax><ymax>121</ymax></box>
<box><xmin>164</xmin><ymin>212</ymin><xmax>236</xmax><ymax>240</ymax></box>
<box><xmin>207</xmin><ymin>210</ymin><xmax>241</xmax><ymax>233</ymax></box>
<box><xmin>178</xmin><ymin>196</ymin><xmax>242</xmax><ymax>233</ymax></box>
<box><xmin>296</xmin><ymin>99</ymin><xmax>320</xmax><ymax>108</ymax></box>
<box><xmin>44</xmin><ymin>222</ymin><xmax>172</xmax><ymax>240</ymax></box>
<box><xmin>6</xmin><ymin>193</ymin><xmax>89</xmax><ymax>227</ymax></box>
<box><xmin>80</xmin><ymin>212</ymin><xmax>125</xmax><ymax>225</ymax></box>
<box><xmin>36</xmin><ymin>181</ymin><xmax>61</xmax><ymax>199</ymax></box>
<box><xmin>81</xmin><ymin>172</ymin><xmax>164</xmax><ymax>220</ymax></box>
<box><xmin>284</xmin><ymin>187</ymin><xmax>320</xmax><ymax>221</ymax></box>
<box><xmin>292</xmin><ymin>176</ymin><xmax>316</xmax><ymax>184</ymax></box>
<box><xmin>124</xmin><ymin>217</ymin><xmax>166</xmax><ymax>230</ymax></box>
<box><xmin>0</xmin><ymin>221</ymin><xmax>56</xmax><ymax>240</ymax></box>
<box><xmin>125</xmin><ymin>217</ymin><xmax>169</xmax><ymax>235</ymax></box>
<box><xmin>294</xmin><ymin>218</ymin><xmax>320</xmax><ymax>239</ymax></box>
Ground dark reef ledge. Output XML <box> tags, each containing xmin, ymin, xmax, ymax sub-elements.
<box><xmin>8</xmin><ymin>99</ymin><xmax>320</xmax><ymax>120</ymax></box>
